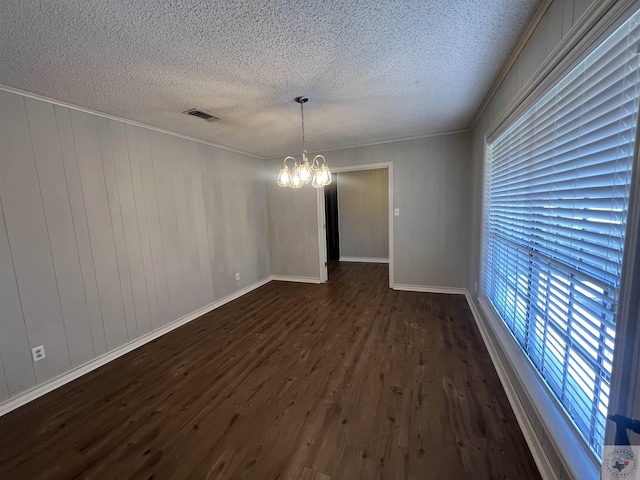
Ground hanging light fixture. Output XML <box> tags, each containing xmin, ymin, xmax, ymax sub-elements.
<box><xmin>277</xmin><ymin>96</ymin><xmax>332</xmax><ymax>189</ymax></box>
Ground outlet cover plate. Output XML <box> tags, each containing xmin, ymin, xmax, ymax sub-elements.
<box><xmin>32</xmin><ymin>345</ymin><xmax>45</xmax><ymax>362</ymax></box>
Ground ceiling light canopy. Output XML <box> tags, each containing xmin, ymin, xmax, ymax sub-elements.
<box><xmin>277</xmin><ymin>97</ymin><xmax>332</xmax><ymax>189</ymax></box>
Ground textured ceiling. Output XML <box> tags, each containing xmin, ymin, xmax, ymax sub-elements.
<box><xmin>0</xmin><ymin>0</ymin><xmax>540</xmax><ymax>157</ymax></box>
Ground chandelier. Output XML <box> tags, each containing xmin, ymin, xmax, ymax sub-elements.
<box><xmin>277</xmin><ymin>96</ymin><xmax>332</xmax><ymax>189</ymax></box>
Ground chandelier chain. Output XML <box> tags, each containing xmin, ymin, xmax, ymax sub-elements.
<box><xmin>300</xmin><ymin>101</ymin><xmax>305</xmax><ymax>149</ymax></box>
<box><xmin>276</xmin><ymin>95</ymin><xmax>331</xmax><ymax>189</ymax></box>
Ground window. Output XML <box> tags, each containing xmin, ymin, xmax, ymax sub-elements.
<box><xmin>482</xmin><ymin>10</ymin><xmax>640</xmax><ymax>457</ymax></box>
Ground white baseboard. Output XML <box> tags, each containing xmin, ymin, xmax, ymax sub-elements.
<box><xmin>339</xmin><ymin>257</ymin><xmax>389</xmax><ymax>264</ymax></box>
<box><xmin>463</xmin><ymin>290</ymin><xmax>557</xmax><ymax>480</ymax></box>
<box><xmin>0</xmin><ymin>276</ymin><xmax>272</xmax><ymax>417</ymax></box>
<box><xmin>393</xmin><ymin>284</ymin><xmax>466</xmax><ymax>295</ymax></box>
<box><xmin>270</xmin><ymin>275</ymin><xmax>321</xmax><ymax>284</ymax></box>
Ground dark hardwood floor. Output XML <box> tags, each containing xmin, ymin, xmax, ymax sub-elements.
<box><xmin>0</xmin><ymin>263</ymin><xmax>540</xmax><ymax>479</ymax></box>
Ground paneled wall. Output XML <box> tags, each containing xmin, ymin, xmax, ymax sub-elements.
<box><xmin>267</xmin><ymin>132</ymin><xmax>471</xmax><ymax>288</ymax></box>
<box><xmin>266</xmin><ymin>179</ymin><xmax>320</xmax><ymax>279</ymax></box>
<box><xmin>0</xmin><ymin>90</ymin><xmax>269</xmax><ymax>403</ymax></box>
<box><xmin>337</xmin><ymin>169</ymin><xmax>389</xmax><ymax>260</ymax></box>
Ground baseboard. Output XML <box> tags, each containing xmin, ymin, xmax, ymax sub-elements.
<box><xmin>270</xmin><ymin>275</ymin><xmax>321</xmax><ymax>284</ymax></box>
<box><xmin>0</xmin><ymin>276</ymin><xmax>272</xmax><ymax>417</ymax></box>
<box><xmin>339</xmin><ymin>257</ymin><xmax>389</xmax><ymax>264</ymax></box>
<box><xmin>393</xmin><ymin>284</ymin><xmax>466</xmax><ymax>295</ymax></box>
<box><xmin>463</xmin><ymin>290</ymin><xmax>557</xmax><ymax>480</ymax></box>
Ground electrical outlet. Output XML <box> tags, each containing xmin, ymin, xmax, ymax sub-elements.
<box><xmin>32</xmin><ymin>345</ymin><xmax>45</xmax><ymax>362</ymax></box>
<box><xmin>394</xmin><ymin>208</ymin><xmax>400</xmax><ymax>216</ymax></box>
<box><xmin>235</xmin><ymin>272</ymin><xmax>240</xmax><ymax>281</ymax></box>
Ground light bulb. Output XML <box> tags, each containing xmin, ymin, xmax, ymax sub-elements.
<box><xmin>298</xmin><ymin>162</ymin><xmax>313</xmax><ymax>184</ymax></box>
<box><xmin>290</xmin><ymin>166</ymin><xmax>304</xmax><ymax>188</ymax></box>
<box><xmin>277</xmin><ymin>165</ymin><xmax>292</xmax><ymax>187</ymax></box>
<box><xmin>323</xmin><ymin>165</ymin><xmax>332</xmax><ymax>186</ymax></box>
<box><xmin>312</xmin><ymin>170</ymin><xmax>322</xmax><ymax>188</ymax></box>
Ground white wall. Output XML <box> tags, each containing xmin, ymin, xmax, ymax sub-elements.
<box><xmin>337</xmin><ymin>169</ymin><xmax>389</xmax><ymax>260</ymax></box>
<box><xmin>267</xmin><ymin>132</ymin><xmax>472</xmax><ymax>288</ymax></box>
<box><xmin>0</xmin><ymin>89</ymin><xmax>269</xmax><ymax>403</ymax></box>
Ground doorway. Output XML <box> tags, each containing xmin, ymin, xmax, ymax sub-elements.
<box><xmin>324</xmin><ymin>176</ymin><xmax>340</xmax><ymax>262</ymax></box>
<box><xmin>316</xmin><ymin>162</ymin><xmax>394</xmax><ymax>287</ymax></box>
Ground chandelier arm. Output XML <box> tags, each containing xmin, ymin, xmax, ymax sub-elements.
<box><xmin>284</xmin><ymin>156</ymin><xmax>296</xmax><ymax>167</ymax></box>
<box><xmin>313</xmin><ymin>155</ymin><xmax>326</xmax><ymax>166</ymax></box>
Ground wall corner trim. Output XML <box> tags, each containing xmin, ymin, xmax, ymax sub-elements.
<box><xmin>0</xmin><ymin>276</ymin><xmax>273</xmax><ymax>417</ymax></box>
<box><xmin>463</xmin><ymin>290</ymin><xmax>558</xmax><ymax>480</ymax></box>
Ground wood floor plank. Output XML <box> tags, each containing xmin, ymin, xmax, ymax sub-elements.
<box><xmin>0</xmin><ymin>263</ymin><xmax>540</xmax><ymax>479</ymax></box>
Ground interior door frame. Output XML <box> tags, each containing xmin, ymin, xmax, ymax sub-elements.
<box><xmin>316</xmin><ymin>162</ymin><xmax>394</xmax><ymax>288</ymax></box>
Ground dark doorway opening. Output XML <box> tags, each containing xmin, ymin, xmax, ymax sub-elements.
<box><xmin>324</xmin><ymin>176</ymin><xmax>339</xmax><ymax>262</ymax></box>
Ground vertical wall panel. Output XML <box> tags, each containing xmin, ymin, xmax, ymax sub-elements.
<box><xmin>0</xmin><ymin>91</ymin><xmax>71</xmax><ymax>383</ymax></box>
<box><xmin>149</xmin><ymin>131</ymin><xmax>186</xmax><ymax>320</ymax></box>
<box><xmin>0</xmin><ymin>196</ymin><xmax>35</xmax><ymax>396</ymax></box>
<box><xmin>219</xmin><ymin>149</ymin><xmax>236</xmax><ymax>296</ymax></box>
<box><xmin>187</xmin><ymin>141</ymin><xmax>214</xmax><ymax>303</ymax></box>
<box><xmin>111</xmin><ymin>121</ymin><xmax>151</xmax><ymax>336</ymax></box>
<box><xmin>180</xmin><ymin>141</ymin><xmax>204</xmax><ymax>306</ymax></box>
<box><xmin>444</xmin><ymin>137</ymin><xmax>468</xmax><ymax>288</ymax></box>
<box><xmin>97</xmin><ymin>117</ymin><xmax>138</xmax><ymax>341</ymax></box>
<box><xmin>426</xmin><ymin>135</ymin><xmax>451</xmax><ymax>286</ymax></box>
<box><xmin>169</xmin><ymin>137</ymin><xmax>199</xmax><ymax>312</ymax></box>
<box><xmin>562</xmin><ymin>0</ymin><xmax>576</xmax><ymax>38</ymax></box>
<box><xmin>199</xmin><ymin>144</ymin><xmax>221</xmax><ymax>300</ymax></box>
<box><xmin>207</xmin><ymin>146</ymin><xmax>234</xmax><ymax>297</ymax></box>
<box><xmin>528</xmin><ymin>14</ymin><xmax>548</xmax><ymax>77</ymax></box>
<box><xmin>257</xmin><ymin>162</ymin><xmax>270</xmax><ymax>280</ymax></box>
<box><xmin>70</xmin><ymin>110</ymin><xmax>128</xmax><ymax>350</ymax></box>
<box><xmin>230</xmin><ymin>154</ymin><xmax>251</xmax><ymax>289</ymax></box>
<box><xmin>25</xmin><ymin>98</ymin><xmax>94</xmax><ymax>367</ymax></box>
<box><xmin>55</xmin><ymin>106</ymin><xmax>108</xmax><ymax>356</ymax></box>
<box><xmin>135</xmin><ymin>127</ymin><xmax>171</xmax><ymax>327</ymax></box>
<box><xmin>125</xmin><ymin>124</ymin><xmax>158</xmax><ymax>333</ymax></box>
<box><xmin>546</xmin><ymin>0</ymin><xmax>563</xmax><ymax>56</ymax></box>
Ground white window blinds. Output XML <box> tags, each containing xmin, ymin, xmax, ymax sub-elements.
<box><xmin>482</xmin><ymin>10</ymin><xmax>640</xmax><ymax>457</ymax></box>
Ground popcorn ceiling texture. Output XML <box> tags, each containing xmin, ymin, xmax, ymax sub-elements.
<box><xmin>0</xmin><ymin>0</ymin><xmax>539</xmax><ymax>157</ymax></box>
